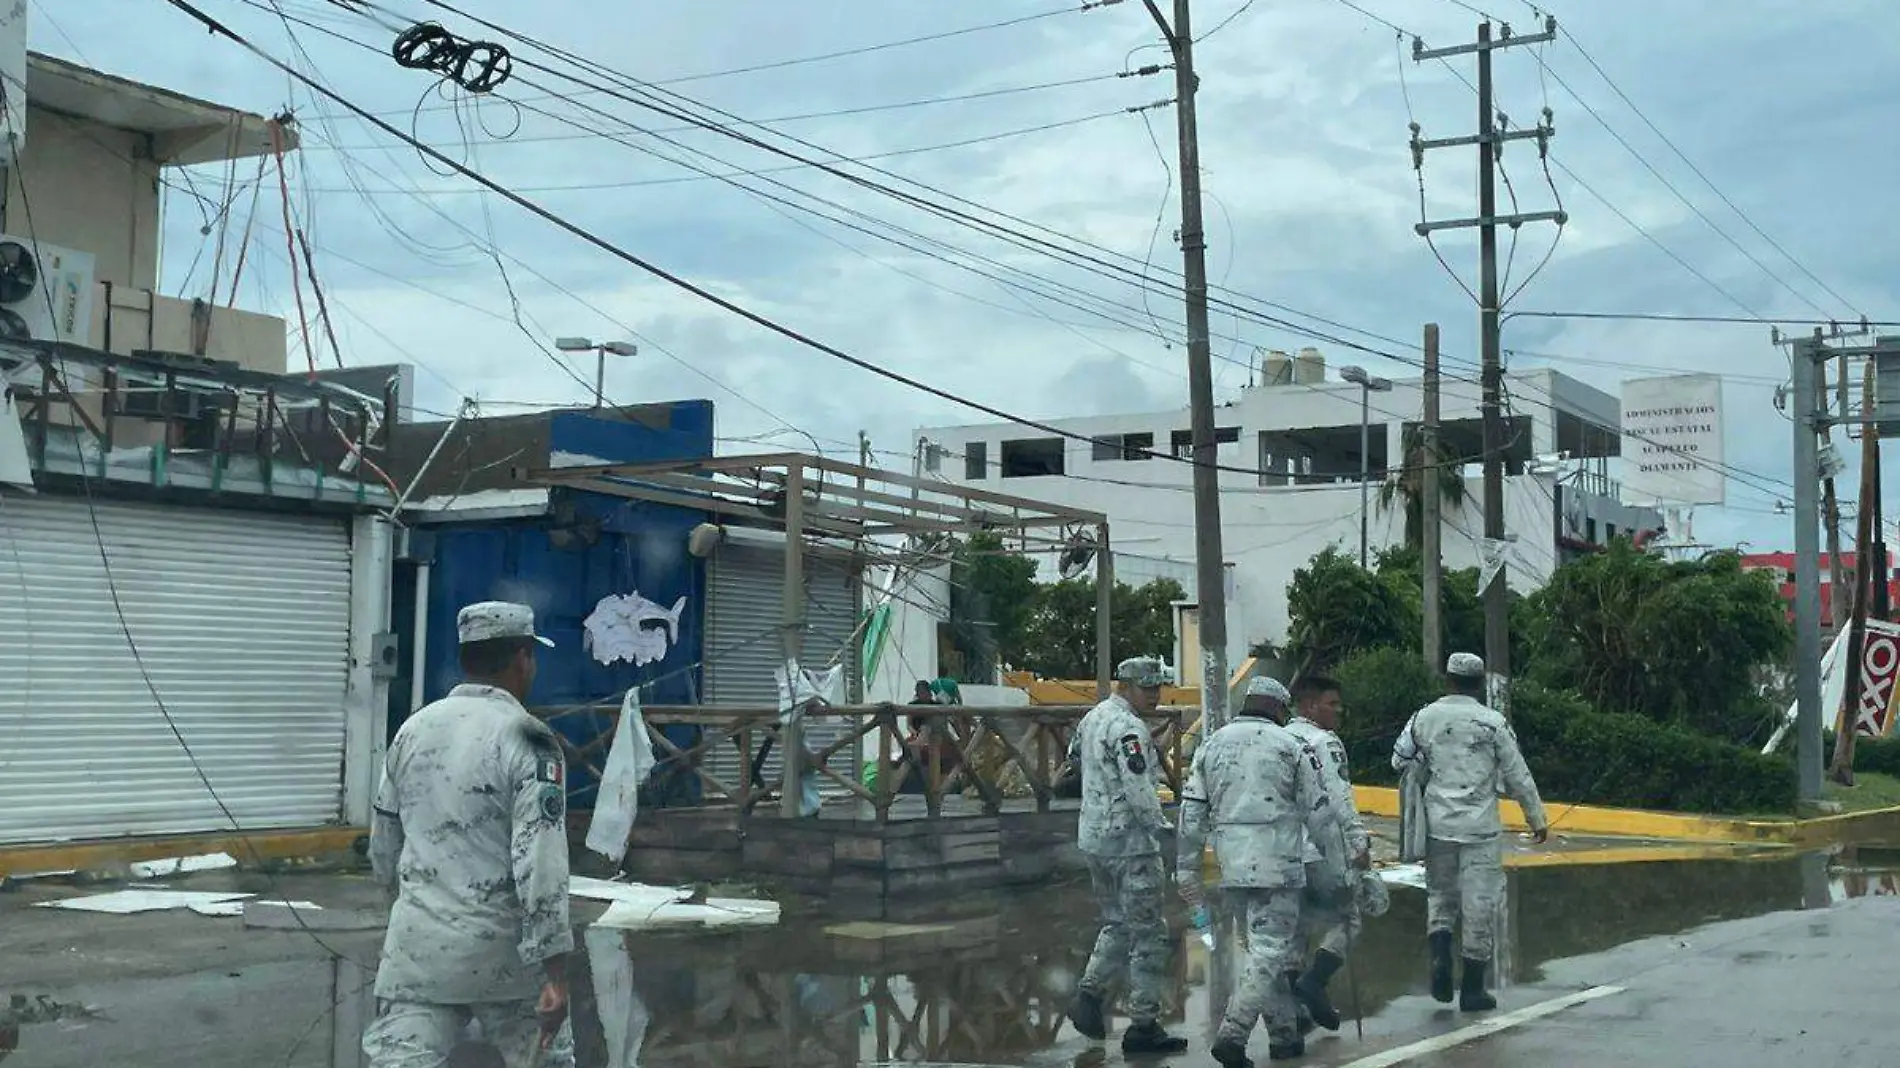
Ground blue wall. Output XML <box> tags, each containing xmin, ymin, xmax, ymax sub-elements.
<box><xmin>415</xmin><ymin>403</ymin><xmax>714</xmax><ymax>808</ymax></box>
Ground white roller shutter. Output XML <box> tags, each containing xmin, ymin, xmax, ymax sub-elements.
<box><xmin>0</xmin><ymin>493</ymin><xmax>353</xmax><ymax>844</ymax></box>
<box><xmin>702</xmin><ymin>538</ymin><xmax>860</xmax><ymax>799</ymax></box>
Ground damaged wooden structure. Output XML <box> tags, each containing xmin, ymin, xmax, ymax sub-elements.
<box><xmin>520</xmin><ymin>453</ymin><xmax>1183</xmax><ymax>900</ymax></box>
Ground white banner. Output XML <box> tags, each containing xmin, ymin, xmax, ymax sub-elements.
<box><xmin>1621</xmin><ymin>374</ymin><xmax>1726</xmax><ymax>506</ymax></box>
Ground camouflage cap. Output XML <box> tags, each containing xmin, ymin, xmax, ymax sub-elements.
<box><xmin>1446</xmin><ymin>651</ymin><xmax>1485</xmax><ymax>678</ymax></box>
<box><xmin>1244</xmin><ymin>675</ymin><xmax>1292</xmax><ymax>703</ymax></box>
<box><xmin>457</xmin><ymin>601</ymin><xmax>555</xmax><ymax>648</ymax></box>
<box><xmin>1115</xmin><ymin>656</ymin><xmax>1171</xmax><ymax>688</ymax></box>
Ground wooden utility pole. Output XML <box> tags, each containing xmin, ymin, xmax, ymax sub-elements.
<box><xmin>1422</xmin><ymin>323</ymin><xmax>1444</xmax><ymax>671</ymax></box>
<box><xmin>1830</xmin><ymin>361</ymin><xmax>1879</xmax><ymax>785</ymax></box>
<box><xmin>1412</xmin><ymin>17</ymin><xmax>1562</xmax><ymax>712</ymax></box>
<box><xmin>1143</xmin><ymin>0</ymin><xmax>1230</xmax><ymax>732</ymax></box>
<box><xmin>779</xmin><ymin>463</ymin><xmax>808</xmax><ymax>818</ymax></box>
<box><xmin>1826</xmin><ymin>352</ymin><xmax>1849</xmax><ymax>629</ymax></box>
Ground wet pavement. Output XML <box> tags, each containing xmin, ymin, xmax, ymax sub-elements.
<box><xmin>3</xmin><ymin>850</ymin><xmax>1899</xmax><ymax>1067</ymax></box>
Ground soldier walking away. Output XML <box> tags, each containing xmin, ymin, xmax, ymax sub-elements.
<box><xmin>1179</xmin><ymin>676</ymin><xmax>1343</xmax><ymax>1066</ymax></box>
<box><xmin>1282</xmin><ymin>676</ymin><xmax>1371</xmax><ymax>1033</ymax></box>
<box><xmin>1391</xmin><ymin>652</ymin><xmax>1549</xmax><ymax>1012</ymax></box>
<box><xmin>364</xmin><ymin>601</ymin><xmax>577</xmax><ymax>1068</ymax></box>
<box><xmin>1065</xmin><ymin>656</ymin><xmax>1189</xmax><ymax>1056</ymax></box>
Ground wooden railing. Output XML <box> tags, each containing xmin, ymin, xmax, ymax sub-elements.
<box><xmin>544</xmin><ymin>702</ymin><xmax>1192</xmax><ymax>823</ymax></box>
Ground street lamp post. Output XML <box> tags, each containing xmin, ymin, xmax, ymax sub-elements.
<box><xmin>555</xmin><ymin>336</ymin><xmax>640</xmax><ymax>408</ymax></box>
<box><xmin>1340</xmin><ymin>365</ymin><xmax>1393</xmax><ymax>568</ymax></box>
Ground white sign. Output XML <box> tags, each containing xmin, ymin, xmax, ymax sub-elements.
<box><xmin>1620</xmin><ymin>374</ymin><xmax>1725</xmax><ymax>506</ymax></box>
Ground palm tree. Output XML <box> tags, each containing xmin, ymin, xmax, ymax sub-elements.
<box><xmin>1377</xmin><ymin>426</ymin><xmax>1468</xmax><ymax>551</ymax></box>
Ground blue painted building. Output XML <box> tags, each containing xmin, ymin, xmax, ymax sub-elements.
<box><xmin>391</xmin><ymin>403</ymin><xmax>714</xmax><ymax>810</ymax></box>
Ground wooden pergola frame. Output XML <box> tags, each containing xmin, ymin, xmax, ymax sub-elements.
<box><xmin>520</xmin><ymin>452</ymin><xmax>1117</xmax><ymax>819</ymax></box>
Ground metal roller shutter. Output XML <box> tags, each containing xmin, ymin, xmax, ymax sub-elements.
<box><xmin>0</xmin><ymin>493</ymin><xmax>353</xmax><ymax>844</ymax></box>
<box><xmin>702</xmin><ymin>538</ymin><xmax>861</xmax><ymax>799</ymax></box>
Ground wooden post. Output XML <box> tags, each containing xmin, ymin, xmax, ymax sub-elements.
<box><xmin>779</xmin><ymin>463</ymin><xmax>807</xmax><ymax>819</ymax></box>
<box><xmin>1421</xmin><ymin>323</ymin><xmax>1444</xmax><ymax>671</ymax></box>
<box><xmin>1094</xmin><ymin>521</ymin><xmax>1113</xmax><ymax>699</ymax></box>
<box><xmin>1830</xmin><ymin>360</ymin><xmax>1879</xmax><ymax>785</ymax></box>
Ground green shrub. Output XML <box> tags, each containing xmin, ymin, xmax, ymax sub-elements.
<box><xmin>1510</xmin><ymin>682</ymin><xmax>1795</xmax><ymax>815</ymax></box>
<box><xmin>1854</xmin><ymin>735</ymin><xmax>1900</xmax><ymax>777</ymax></box>
<box><xmin>1333</xmin><ymin>645</ymin><xmax>1442</xmax><ymax>787</ymax></box>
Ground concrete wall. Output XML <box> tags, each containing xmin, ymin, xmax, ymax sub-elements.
<box><xmin>9</xmin><ymin>104</ymin><xmax>159</xmax><ymax>291</ymax></box>
<box><xmin>91</xmin><ymin>285</ymin><xmax>288</xmax><ymax>372</ymax></box>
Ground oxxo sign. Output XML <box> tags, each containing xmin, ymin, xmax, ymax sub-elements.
<box><xmin>1851</xmin><ymin>619</ymin><xmax>1900</xmax><ymax>738</ymax></box>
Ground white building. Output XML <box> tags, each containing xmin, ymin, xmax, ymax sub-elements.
<box><xmin>914</xmin><ymin>348</ymin><xmax>1663</xmax><ymax>672</ymax></box>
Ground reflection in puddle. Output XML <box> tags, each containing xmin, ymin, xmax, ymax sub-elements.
<box><xmin>3</xmin><ymin>853</ymin><xmax>1875</xmax><ymax>1067</ymax></box>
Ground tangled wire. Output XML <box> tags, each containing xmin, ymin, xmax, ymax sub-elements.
<box><xmin>391</xmin><ymin>22</ymin><xmax>512</xmax><ymax>94</ymax></box>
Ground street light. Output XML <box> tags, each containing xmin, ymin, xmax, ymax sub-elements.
<box><xmin>1340</xmin><ymin>365</ymin><xmax>1394</xmax><ymax>568</ymax></box>
<box><xmin>555</xmin><ymin>336</ymin><xmax>639</xmax><ymax>408</ymax></box>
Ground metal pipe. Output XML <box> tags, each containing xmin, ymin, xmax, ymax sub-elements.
<box><xmin>390</xmin><ymin>401</ymin><xmax>469</xmax><ymax>515</ymax></box>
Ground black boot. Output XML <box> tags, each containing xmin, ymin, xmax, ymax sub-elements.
<box><xmin>1284</xmin><ymin>970</ymin><xmax>1315</xmax><ymax>1036</ymax></box>
<box><xmin>1121</xmin><ymin>1020</ymin><xmax>1189</xmax><ymax>1055</ymax></box>
<box><xmin>1428</xmin><ymin>930</ymin><xmax>1456</xmax><ymax>1003</ymax></box>
<box><xmin>1267</xmin><ymin>1036</ymin><xmax>1306</xmax><ymax>1061</ymax></box>
<box><xmin>1211</xmin><ymin>1037</ymin><xmax>1254</xmax><ymax>1068</ymax></box>
<box><xmin>1066</xmin><ymin>989</ymin><xmax>1106</xmax><ymax>1040</ymax></box>
<box><xmin>1293</xmin><ymin>950</ymin><xmax>1344</xmax><ymax>1031</ymax></box>
<box><xmin>1460</xmin><ymin>958</ymin><xmax>1498</xmax><ymax>1012</ymax></box>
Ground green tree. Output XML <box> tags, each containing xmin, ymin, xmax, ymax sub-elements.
<box><xmin>1281</xmin><ymin>546</ymin><xmax>1417</xmax><ymax>677</ymax></box>
<box><xmin>946</xmin><ymin>531</ymin><xmax>1039</xmax><ymax>683</ymax></box>
<box><xmin>1377</xmin><ymin>426</ymin><xmax>1469</xmax><ymax>551</ymax></box>
<box><xmin>1018</xmin><ymin>576</ymin><xmax>1188</xmax><ymax>679</ymax></box>
<box><xmin>1517</xmin><ymin>542</ymin><xmax>1793</xmax><ymax>744</ymax></box>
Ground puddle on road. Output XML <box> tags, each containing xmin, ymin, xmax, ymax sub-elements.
<box><xmin>2</xmin><ymin>853</ymin><xmax>1888</xmax><ymax>1068</ymax></box>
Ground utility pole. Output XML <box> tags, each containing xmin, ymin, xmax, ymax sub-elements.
<box><xmin>1788</xmin><ymin>329</ymin><xmax>1829</xmax><ymax>806</ymax></box>
<box><xmin>1422</xmin><ymin>323</ymin><xmax>1444</xmax><ymax>671</ymax></box>
<box><xmin>1143</xmin><ymin>0</ymin><xmax>1229</xmax><ymax>732</ymax></box>
<box><xmin>1825</xmin><ymin>351</ymin><xmax>1848</xmax><ymax>630</ymax></box>
<box><xmin>1413</xmin><ymin>18</ymin><xmax>1562</xmax><ymax>711</ymax></box>
<box><xmin>1830</xmin><ymin>359</ymin><xmax>1879</xmax><ymax>785</ymax></box>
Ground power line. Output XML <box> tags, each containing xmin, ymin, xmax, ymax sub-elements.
<box><xmin>1512</xmin><ymin>311</ymin><xmax>1900</xmax><ymax>327</ymax></box>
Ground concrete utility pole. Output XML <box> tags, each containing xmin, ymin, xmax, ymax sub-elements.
<box><xmin>1789</xmin><ymin>329</ymin><xmax>1829</xmax><ymax>806</ymax></box>
<box><xmin>1422</xmin><ymin>323</ymin><xmax>1445</xmax><ymax>671</ymax></box>
<box><xmin>1412</xmin><ymin>18</ymin><xmax>1562</xmax><ymax>711</ymax></box>
<box><xmin>1143</xmin><ymin>0</ymin><xmax>1230</xmax><ymax>731</ymax></box>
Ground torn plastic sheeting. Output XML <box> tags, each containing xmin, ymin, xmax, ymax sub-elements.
<box><xmin>584</xmin><ymin>690</ymin><xmax>658</xmax><ymax>865</ymax></box>
<box><xmin>128</xmin><ymin>852</ymin><xmax>238</xmax><ymax>879</ymax></box>
<box><xmin>582</xmin><ymin>591</ymin><xmax>687</xmax><ymax>668</ymax></box>
<box><xmin>37</xmin><ymin>890</ymin><xmax>254</xmax><ymax>914</ymax></box>
<box><xmin>570</xmin><ymin>876</ymin><xmax>780</xmax><ymax>931</ymax></box>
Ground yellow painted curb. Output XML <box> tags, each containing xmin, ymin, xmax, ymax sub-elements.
<box><xmin>1352</xmin><ymin>785</ymin><xmax>1900</xmax><ymax>846</ymax></box>
<box><xmin>0</xmin><ymin>827</ymin><xmax>366</xmax><ymax>877</ymax></box>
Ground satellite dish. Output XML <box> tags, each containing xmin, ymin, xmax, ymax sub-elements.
<box><xmin>1058</xmin><ymin>528</ymin><xmax>1097</xmax><ymax>581</ymax></box>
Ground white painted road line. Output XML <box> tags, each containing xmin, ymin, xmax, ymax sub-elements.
<box><xmin>1338</xmin><ymin>985</ymin><xmax>1627</xmax><ymax>1067</ymax></box>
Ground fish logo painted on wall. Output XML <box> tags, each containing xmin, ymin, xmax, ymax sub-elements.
<box><xmin>582</xmin><ymin>592</ymin><xmax>688</xmax><ymax>667</ymax></box>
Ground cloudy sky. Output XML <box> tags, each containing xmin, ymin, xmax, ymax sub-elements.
<box><xmin>29</xmin><ymin>0</ymin><xmax>1900</xmax><ymax>553</ymax></box>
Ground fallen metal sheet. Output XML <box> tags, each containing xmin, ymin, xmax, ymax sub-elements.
<box><xmin>187</xmin><ymin>898</ymin><xmax>325</xmax><ymax>918</ymax></box>
<box><xmin>592</xmin><ymin>897</ymin><xmax>780</xmax><ymax>931</ymax></box>
<box><xmin>127</xmin><ymin>852</ymin><xmax>238</xmax><ymax>879</ymax></box>
<box><xmin>1378</xmin><ymin>863</ymin><xmax>1428</xmax><ymax>890</ymax></box>
<box><xmin>36</xmin><ymin>890</ymin><xmax>254</xmax><ymax>914</ymax></box>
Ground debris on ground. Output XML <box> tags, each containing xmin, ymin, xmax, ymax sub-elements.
<box><xmin>570</xmin><ymin>876</ymin><xmax>780</xmax><ymax>930</ymax></box>
<box><xmin>36</xmin><ymin>890</ymin><xmax>254</xmax><ymax>915</ymax></box>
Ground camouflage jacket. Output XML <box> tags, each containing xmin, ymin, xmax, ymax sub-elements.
<box><xmin>1070</xmin><ymin>694</ymin><xmax>1171</xmax><ymax>858</ymax></box>
<box><xmin>1178</xmin><ymin>715</ymin><xmax>1338</xmax><ymax>888</ymax></box>
<box><xmin>1391</xmin><ymin>694</ymin><xmax>1548</xmax><ymax>843</ymax></box>
<box><xmin>369</xmin><ymin>684</ymin><xmax>572</xmax><ymax>1004</ymax></box>
<box><xmin>1285</xmin><ymin>717</ymin><xmax>1370</xmax><ymax>865</ymax></box>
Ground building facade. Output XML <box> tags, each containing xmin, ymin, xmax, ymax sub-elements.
<box><xmin>916</xmin><ymin>352</ymin><xmax>1662</xmax><ymax>668</ymax></box>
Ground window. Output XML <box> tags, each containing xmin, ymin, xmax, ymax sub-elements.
<box><xmin>1586</xmin><ymin>518</ymin><xmax>1598</xmax><ymax>544</ymax></box>
<box><xmin>1001</xmin><ymin>437</ymin><xmax>1065</xmax><ymax>478</ymax></box>
<box><xmin>1171</xmin><ymin>427</ymin><xmax>1239</xmax><ymax>457</ymax></box>
<box><xmin>1091</xmin><ymin>431</ymin><xmax>1155</xmax><ymax>462</ymax></box>
<box><xmin>964</xmin><ymin>441</ymin><xmax>988</xmax><ymax>480</ymax></box>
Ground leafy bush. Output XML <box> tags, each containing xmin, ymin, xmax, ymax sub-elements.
<box><xmin>1333</xmin><ymin>645</ymin><xmax>1441</xmax><ymax>786</ymax></box>
<box><xmin>1283</xmin><ymin>549</ymin><xmax>1418</xmax><ymax>677</ymax></box>
<box><xmin>1853</xmin><ymin>735</ymin><xmax>1900</xmax><ymax>777</ymax></box>
<box><xmin>1509</xmin><ymin>682</ymin><xmax>1796</xmax><ymax>815</ymax></box>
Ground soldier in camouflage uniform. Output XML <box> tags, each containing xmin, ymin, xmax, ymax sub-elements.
<box><xmin>1178</xmin><ymin>676</ymin><xmax>1341</xmax><ymax>1066</ymax></box>
<box><xmin>1065</xmin><ymin>656</ymin><xmax>1188</xmax><ymax>1056</ymax></box>
<box><xmin>1391</xmin><ymin>652</ymin><xmax>1549</xmax><ymax>1012</ymax></box>
<box><xmin>1282</xmin><ymin>675</ymin><xmax>1371</xmax><ymax>1033</ymax></box>
<box><xmin>364</xmin><ymin>601</ymin><xmax>576</xmax><ymax>1068</ymax></box>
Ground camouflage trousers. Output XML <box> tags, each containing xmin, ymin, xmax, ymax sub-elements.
<box><xmin>1298</xmin><ymin>860</ymin><xmax>1363</xmax><ymax>960</ymax></box>
<box><xmin>1426</xmin><ymin>835</ymin><xmax>1505</xmax><ymax>958</ymax></box>
<box><xmin>1079</xmin><ymin>853</ymin><xmax>1170</xmax><ymax>1025</ymax></box>
<box><xmin>1218</xmin><ymin>887</ymin><xmax>1304</xmax><ymax>1047</ymax></box>
<box><xmin>363</xmin><ymin>998</ymin><xmax>576</xmax><ymax>1068</ymax></box>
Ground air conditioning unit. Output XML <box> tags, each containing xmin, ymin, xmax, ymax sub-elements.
<box><xmin>0</xmin><ymin>236</ymin><xmax>96</xmax><ymax>344</ymax></box>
